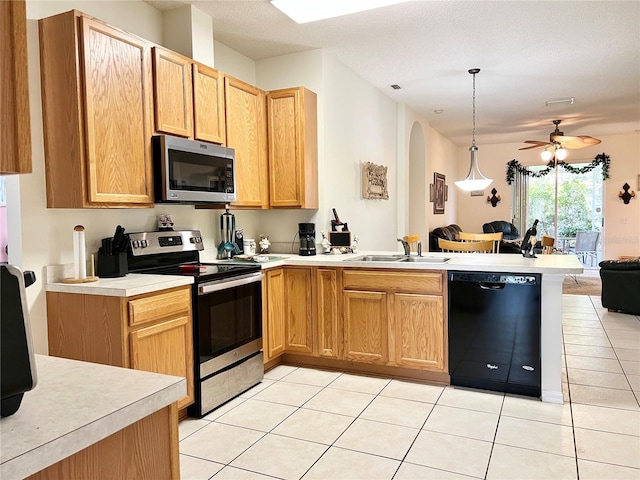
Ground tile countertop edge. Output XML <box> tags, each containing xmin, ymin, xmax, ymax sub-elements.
<box><xmin>45</xmin><ymin>273</ymin><xmax>194</xmax><ymax>297</ymax></box>
<box><xmin>0</xmin><ymin>355</ymin><xmax>186</xmax><ymax>480</ymax></box>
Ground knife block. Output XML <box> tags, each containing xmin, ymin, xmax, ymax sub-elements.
<box><xmin>97</xmin><ymin>252</ymin><xmax>128</xmax><ymax>278</ymax></box>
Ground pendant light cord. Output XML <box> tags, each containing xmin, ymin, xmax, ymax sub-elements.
<box><xmin>471</xmin><ymin>69</ymin><xmax>477</xmax><ymax>147</ymax></box>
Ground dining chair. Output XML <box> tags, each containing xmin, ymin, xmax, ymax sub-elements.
<box><xmin>402</xmin><ymin>234</ymin><xmax>421</xmax><ymax>252</ymax></box>
<box><xmin>572</xmin><ymin>231</ymin><xmax>600</xmax><ymax>266</ymax></box>
<box><xmin>541</xmin><ymin>235</ymin><xmax>555</xmax><ymax>254</ymax></box>
<box><xmin>438</xmin><ymin>238</ymin><xmax>495</xmax><ymax>253</ymax></box>
<box><xmin>456</xmin><ymin>232</ymin><xmax>503</xmax><ymax>253</ymax></box>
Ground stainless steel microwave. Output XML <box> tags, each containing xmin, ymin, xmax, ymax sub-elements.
<box><xmin>152</xmin><ymin>134</ymin><xmax>236</xmax><ymax>204</ymax></box>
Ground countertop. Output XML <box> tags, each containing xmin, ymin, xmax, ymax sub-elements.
<box><xmin>0</xmin><ymin>354</ymin><xmax>185</xmax><ymax>479</ymax></box>
<box><xmin>45</xmin><ymin>252</ymin><xmax>583</xmax><ymax>297</ymax></box>
<box><xmin>213</xmin><ymin>251</ymin><xmax>584</xmax><ymax>274</ymax></box>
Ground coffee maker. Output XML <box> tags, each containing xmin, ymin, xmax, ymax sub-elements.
<box><xmin>298</xmin><ymin>223</ymin><xmax>316</xmax><ymax>256</ymax></box>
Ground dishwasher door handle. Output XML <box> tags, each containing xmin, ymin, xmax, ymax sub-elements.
<box><xmin>478</xmin><ymin>282</ymin><xmax>506</xmax><ymax>290</ymax></box>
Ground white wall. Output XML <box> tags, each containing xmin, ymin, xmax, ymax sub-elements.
<box><xmin>455</xmin><ymin>133</ymin><xmax>640</xmax><ymax>259</ymax></box>
<box><xmin>214</xmin><ymin>40</ymin><xmax>256</xmax><ymax>85</ymax></box>
<box><xmin>319</xmin><ymin>52</ymin><xmax>398</xmax><ymax>251</ymax></box>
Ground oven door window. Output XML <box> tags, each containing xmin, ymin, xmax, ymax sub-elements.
<box><xmin>169</xmin><ymin>149</ymin><xmax>234</xmax><ymax>194</ymax></box>
<box><xmin>198</xmin><ymin>281</ymin><xmax>261</xmax><ymax>363</ymax></box>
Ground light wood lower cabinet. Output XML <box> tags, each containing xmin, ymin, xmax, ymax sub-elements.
<box><xmin>263</xmin><ymin>267</ymin><xmax>446</xmax><ymax>374</ymax></box>
<box><xmin>343</xmin><ymin>269</ymin><xmax>447</xmax><ymax>373</ymax></box>
<box><xmin>284</xmin><ymin>267</ymin><xmax>313</xmax><ymax>354</ymax></box>
<box><xmin>47</xmin><ymin>285</ymin><xmax>194</xmax><ymax>409</ymax></box>
<box><xmin>314</xmin><ymin>267</ymin><xmax>342</xmax><ymax>359</ymax></box>
<box><xmin>264</xmin><ymin>268</ymin><xmax>285</xmax><ymax>362</ymax></box>
<box><xmin>343</xmin><ymin>290</ymin><xmax>388</xmax><ymax>364</ymax></box>
<box><xmin>393</xmin><ymin>293</ymin><xmax>445</xmax><ymax>370</ymax></box>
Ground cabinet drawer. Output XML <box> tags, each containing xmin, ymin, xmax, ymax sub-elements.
<box><xmin>128</xmin><ymin>287</ymin><xmax>191</xmax><ymax>328</ymax></box>
<box><xmin>343</xmin><ymin>270</ymin><xmax>444</xmax><ymax>294</ymax></box>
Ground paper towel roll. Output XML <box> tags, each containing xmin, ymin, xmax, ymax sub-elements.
<box><xmin>73</xmin><ymin>225</ymin><xmax>86</xmax><ymax>279</ymax></box>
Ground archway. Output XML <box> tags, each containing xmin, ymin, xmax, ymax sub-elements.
<box><xmin>408</xmin><ymin>121</ymin><xmax>426</xmax><ymax>238</ymax></box>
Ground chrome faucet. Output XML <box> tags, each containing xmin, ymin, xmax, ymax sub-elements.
<box><xmin>397</xmin><ymin>238</ymin><xmax>410</xmax><ymax>256</ymax></box>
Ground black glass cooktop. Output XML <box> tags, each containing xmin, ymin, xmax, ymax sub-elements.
<box><xmin>144</xmin><ymin>262</ymin><xmax>261</xmax><ymax>283</ymax></box>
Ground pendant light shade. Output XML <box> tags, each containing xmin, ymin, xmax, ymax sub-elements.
<box><xmin>455</xmin><ymin>68</ymin><xmax>493</xmax><ymax>191</ymax></box>
<box><xmin>455</xmin><ymin>145</ymin><xmax>493</xmax><ymax>191</ymax></box>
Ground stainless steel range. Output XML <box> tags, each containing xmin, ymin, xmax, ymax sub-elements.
<box><xmin>127</xmin><ymin>230</ymin><xmax>264</xmax><ymax>417</ymax></box>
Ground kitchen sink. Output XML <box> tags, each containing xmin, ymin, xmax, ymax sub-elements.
<box><xmin>347</xmin><ymin>254</ymin><xmax>407</xmax><ymax>262</ymax></box>
<box><xmin>346</xmin><ymin>255</ymin><xmax>450</xmax><ymax>263</ymax></box>
<box><xmin>403</xmin><ymin>256</ymin><xmax>451</xmax><ymax>263</ymax></box>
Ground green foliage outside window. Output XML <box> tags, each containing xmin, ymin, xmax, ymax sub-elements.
<box><xmin>528</xmin><ymin>165</ymin><xmax>603</xmax><ymax>238</ymax></box>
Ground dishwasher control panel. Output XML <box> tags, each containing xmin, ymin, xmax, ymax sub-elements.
<box><xmin>448</xmin><ymin>272</ymin><xmax>539</xmax><ymax>285</ymax></box>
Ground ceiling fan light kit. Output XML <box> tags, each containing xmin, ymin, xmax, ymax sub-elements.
<box><xmin>455</xmin><ymin>68</ymin><xmax>493</xmax><ymax>192</ymax></box>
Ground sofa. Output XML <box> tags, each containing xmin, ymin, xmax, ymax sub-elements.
<box><xmin>482</xmin><ymin>220</ymin><xmax>522</xmax><ymax>254</ymax></box>
<box><xmin>429</xmin><ymin>224</ymin><xmax>462</xmax><ymax>252</ymax></box>
<box><xmin>482</xmin><ymin>220</ymin><xmax>520</xmax><ymax>240</ymax></box>
<box><xmin>599</xmin><ymin>258</ymin><xmax>640</xmax><ymax>315</ymax></box>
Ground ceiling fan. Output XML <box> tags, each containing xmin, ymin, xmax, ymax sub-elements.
<box><xmin>519</xmin><ymin>120</ymin><xmax>602</xmax><ymax>151</ymax></box>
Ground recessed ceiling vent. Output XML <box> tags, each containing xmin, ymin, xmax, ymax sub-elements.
<box><xmin>390</xmin><ymin>84</ymin><xmax>402</xmax><ymax>90</ymax></box>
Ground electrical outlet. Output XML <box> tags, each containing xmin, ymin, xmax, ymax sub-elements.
<box><xmin>620</xmin><ymin>217</ymin><xmax>627</xmax><ymax>224</ymax></box>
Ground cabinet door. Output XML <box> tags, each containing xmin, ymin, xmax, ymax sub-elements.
<box><xmin>225</xmin><ymin>75</ymin><xmax>268</xmax><ymax>208</ymax></box>
<box><xmin>267</xmin><ymin>88</ymin><xmax>318</xmax><ymax>209</ymax></box>
<box><xmin>393</xmin><ymin>293</ymin><xmax>445</xmax><ymax>371</ymax></box>
<box><xmin>130</xmin><ymin>315</ymin><xmax>194</xmax><ymax>410</ymax></box>
<box><xmin>315</xmin><ymin>268</ymin><xmax>342</xmax><ymax>358</ymax></box>
<box><xmin>0</xmin><ymin>0</ymin><xmax>31</xmax><ymax>174</ymax></box>
<box><xmin>81</xmin><ymin>16</ymin><xmax>154</xmax><ymax>204</ymax></box>
<box><xmin>152</xmin><ymin>46</ymin><xmax>193</xmax><ymax>138</ymax></box>
<box><xmin>284</xmin><ymin>268</ymin><xmax>313</xmax><ymax>354</ymax></box>
<box><xmin>193</xmin><ymin>63</ymin><xmax>225</xmax><ymax>144</ymax></box>
<box><xmin>265</xmin><ymin>269</ymin><xmax>285</xmax><ymax>361</ymax></box>
<box><xmin>343</xmin><ymin>290</ymin><xmax>388</xmax><ymax>364</ymax></box>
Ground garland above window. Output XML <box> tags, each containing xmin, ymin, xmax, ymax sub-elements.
<box><xmin>506</xmin><ymin>153</ymin><xmax>610</xmax><ymax>185</ymax></box>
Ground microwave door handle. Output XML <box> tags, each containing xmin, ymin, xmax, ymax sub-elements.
<box><xmin>199</xmin><ymin>272</ymin><xmax>264</xmax><ymax>295</ymax></box>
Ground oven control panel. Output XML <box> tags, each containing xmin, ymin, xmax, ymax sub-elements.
<box><xmin>129</xmin><ymin>230</ymin><xmax>204</xmax><ymax>256</ymax></box>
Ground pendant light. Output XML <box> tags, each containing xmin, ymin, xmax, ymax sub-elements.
<box><xmin>455</xmin><ymin>68</ymin><xmax>493</xmax><ymax>191</ymax></box>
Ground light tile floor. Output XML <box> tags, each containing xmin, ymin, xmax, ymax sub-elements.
<box><xmin>179</xmin><ymin>294</ymin><xmax>640</xmax><ymax>480</ymax></box>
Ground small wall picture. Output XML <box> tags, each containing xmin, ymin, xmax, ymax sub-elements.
<box><xmin>361</xmin><ymin>162</ymin><xmax>389</xmax><ymax>200</ymax></box>
<box><xmin>470</xmin><ymin>190</ymin><xmax>484</xmax><ymax>197</ymax></box>
<box><xmin>433</xmin><ymin>172</ymin><xmax>446</xmax><ymax>214</ymax></box>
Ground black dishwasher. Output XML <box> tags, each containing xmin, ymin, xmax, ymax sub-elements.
<box><xmin>448</xmin><ymin>271</ymin><xmax>541</xmax><ymax>397</ymax></box>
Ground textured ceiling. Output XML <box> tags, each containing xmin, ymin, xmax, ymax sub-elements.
<box><xmin>146</xmin><ymin>0</ymin><xmax>640</xmax><ymax>146</ymax></box>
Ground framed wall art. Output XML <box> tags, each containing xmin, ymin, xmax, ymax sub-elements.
<box><xmin>361</xmin><ymin>162</ymin><xmax>389</xmax><ymax>200</ymax></box>
<box><xmin>431</xmin><ymin>172</ymin><xmax>446</xmax><ymax>214</ymax></box>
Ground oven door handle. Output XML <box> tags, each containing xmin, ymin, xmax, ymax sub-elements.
<box><xmin>198</xmin><ymin>272</ymin><xmax>264</xmax><ymax>295</ymax></box>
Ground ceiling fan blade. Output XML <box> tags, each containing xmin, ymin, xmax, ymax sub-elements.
<box><xmin>518</xmin><ymin>142</ymin><xmax>549</xmax><ymax>150</ymax></box>
<box><xmin>554</xmin><ymin>135</ymin><xmax>602</xmax><ymax>149</ymax></box>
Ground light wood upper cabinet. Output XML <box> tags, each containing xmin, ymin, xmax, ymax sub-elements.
<box><xmin>39</xmin><ymin>11</ymin><xmax>154</xmax><ymax>207</ymax></box>
<box><xmin>267</xmin><ymin>88</ymin><xmax>318</xmax><ymax>209</ymax></box>
<box><xmin>225</xmin><ymin>75</ymin><xmax>268</xmax><ymax>208</ymax></box>
<box><xmin>0</xmin><ymin>0</ymin><xmax>32</xmax><ymax>175</ymax></box>
<box><xmin>151</xmin><ymin>48</ymin><xmax>226</xmax><ymax>144</ymax></box>
<box><xmin>152</xmin><ymin>46</ymin><xmax>193</xmax><ymax>138</ymax></box>
<box><xmin>314</xmin><ymin>267</ymin><xmax>342</xmax><ymax>359</ymax></box>
<box><xmin>193</xmin><ymin>63</ymin><xmax>226</xmax><ymax>144</ymax></box>
<box><xmin>284</xmin><ymin>267</ymin><xmax>314</xmax><ymax>354</ymax></box>
<box><xmin>264</xmin><ymin>268</ymin><xmax>286</xmax><ymax>362</ymax></box>
<box><xmin>46</xmin><ymin>286</ymin><xmax>194</xmax><ymax>410</ymax></box>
